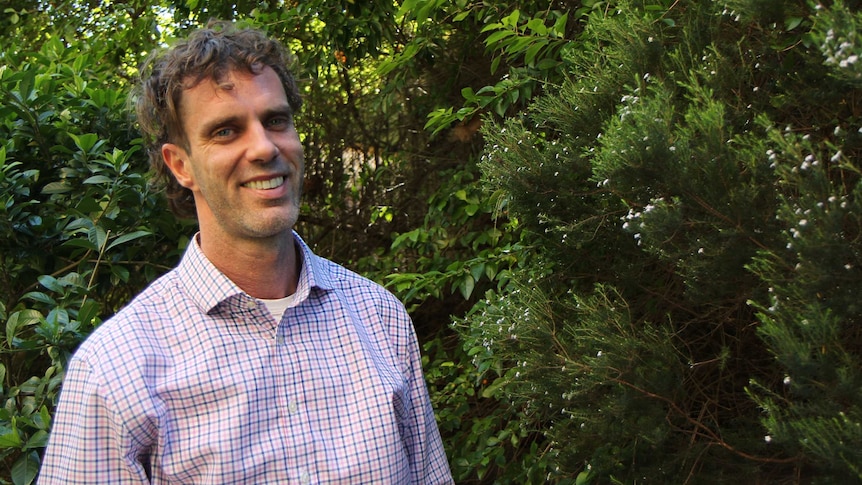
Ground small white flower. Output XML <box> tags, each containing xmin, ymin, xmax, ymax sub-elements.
<box><xmin>765</xmin><ymin>435</ymin><xmax>773</xmax><ymax>443</ymax></box>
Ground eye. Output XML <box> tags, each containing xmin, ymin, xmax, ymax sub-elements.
<box><xmin>267</xmin><ymin>116</ymin><xmax>292</xmax><ymax>130</ymax></box>
<box><xmin>214</xmin><ymin>127</ymin><xmax>234</xmax><ymax>138</ymax></box>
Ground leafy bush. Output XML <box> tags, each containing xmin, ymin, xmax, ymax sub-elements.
<box><xmin>0</xmin><ymin>35</ymin><xmax>189</xmax><ymax>484</ymax></box>
<box><xmin>465</xmin><ymin>0</ymin><xmax>862</xmax><ymax>482</ymax></box>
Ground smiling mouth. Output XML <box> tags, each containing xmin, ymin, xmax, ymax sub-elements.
<box><xmin>244</xmin><ymin>176</ymin><xmax>284</xmax><ymax>190</ymax></box>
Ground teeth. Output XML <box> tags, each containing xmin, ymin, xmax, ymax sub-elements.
<box><xmin>245</xmin><ymin>176</ymin><xmax>284</xmax><ymax>190</ymax></box>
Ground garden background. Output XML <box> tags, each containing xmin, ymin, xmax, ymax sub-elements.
<box><xmin>1</xmin><ymin>0</ymin><xmax>861</xmax><ymax>483</ymax></box>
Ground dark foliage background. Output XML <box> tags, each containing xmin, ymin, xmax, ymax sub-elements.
<box><xmin>1</xmin><ymin>0</ymin><xmax>861</xmax><ymax>483</ymax></box>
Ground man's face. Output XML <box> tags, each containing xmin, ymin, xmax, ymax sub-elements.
<box><xmin>161</xmin><ymin>66</ymin><xmax>304</xmax><ymax>244</ymax></box>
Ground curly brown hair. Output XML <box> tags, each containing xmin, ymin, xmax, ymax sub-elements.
<box><xmin>134</xmin><ymin>21</ymin><xmax>303</xmax><ymax>218</ymax></box>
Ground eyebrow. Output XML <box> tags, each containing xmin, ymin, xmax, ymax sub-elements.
<box><xmin>196</xmin><ymin>104</ymin><xmax>294</xmax><ymax>139</ymax></box>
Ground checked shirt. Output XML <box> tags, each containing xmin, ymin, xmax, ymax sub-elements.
<box><xmin>38</xmin><ymin>233</ymin><xmax>452</xmax><ymax>484</ymax></box>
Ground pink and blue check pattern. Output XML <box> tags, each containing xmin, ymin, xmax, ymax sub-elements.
<box><xmin>38</xmin><ymin>233</ymin><xmax>453</xmax><ymax>484</ymax></box>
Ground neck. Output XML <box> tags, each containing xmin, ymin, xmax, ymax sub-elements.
<box><xmin>198</xmin><ymin>231</ymin><xmax>299</xmax><ymax>299</ymax></box>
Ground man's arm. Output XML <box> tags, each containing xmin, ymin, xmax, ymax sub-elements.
<box><xmin>401</xmin><ymin>321</ymin><xmax>454</xmax><ymax>484</ymax></box>
<box><xmin>38</xmin><ymin>357</ymin><xmax>151</xmax><ymax>484</ymax></box>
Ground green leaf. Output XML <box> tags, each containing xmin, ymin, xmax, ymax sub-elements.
<box><xmin>106</xmin><ymin>230</ymin><xmax>152</xmax><ymax>251</ymax></box>
<box><xmin>82</xmin><ymin>175</ymin><xmax>113</xmax><ymax>185</ymax></box>
<box><xmin>68</xmin><ymin>133</ymin><xmax>99</xmax><ymax>153</ymax></box>
<box><xmin>480</xmin><ymin>22</ymin><xmax>503</xmax><ymax>33</ymax></box>
<box><xmin>481</xmin><ymin>377</ymin><xmax>507</xmax><ymax>398</ymax></box>
<box><xmin>77</xmin><ymin>300</ymin><xmax>101</xmax><ymax>327</ymax></box>
<box><xmin>21</xmin><ymin>291</ymin><xmax>55</xmax><ymax>305</ymax></box>
<box><xmin>459</xmin><ymin>274</ymin><xmax>475</xmax><ymax>299</ymax></box>
<box><xmin>470</xmin><ymin>263</ymin><xmax>485</xmax><ymax>283</ymax></box>
<box><xmin>490</xmin><ymin>56</ymin><xmax>501</xmax><ymax>75</ymax></box>
<box><xmin>23</xmin><ymin>430</ymin><xmax>48</xmax><ymax>450</ymax></box>
<box><xmin>0</xmin><ymin>428</ymin><xmax>22</xmax><ymax>448</ymax></box>
<box><xmin>551</xmin><ymin>12</ymin><xmax>568</xmax><ymax>37</ymax></box>
<box><xmin>41</xmin><ymin>181</ymin><xmax>73</xmax><ymax>194</ymax></box>
<box><xmin>60</xmin><ymin>238</ymin><xmax>98</xmax><ymax>251</ymax></box>
<box><xmin>484</xmin><ymin>29</ymin><xmax>516</xmax><ymax>47</ymax></box>
<box><xmin>110</xmin><ymin>264</ymin><xmax>130</xmax><ymax>284</ymax></box>
<box><xmin>467</xmin><ymin>345</ymin><xmax>486</xmax><ymax>357</ymax></box>
<box><xmin>37</xmin><ymin>275</ymin><xmax>65</xmax><ymax>293</ymax></box>
<box><xmin>526</xmin><ymin>18</ymin><xmax>547</xmax><ymax>36</ymax></box>
<box><xmin>524</xmin><ymin>39</ymin><xmax>549</xmax><ymax>65</ymax></box>
<box><xmin>785</xmin><ymin>17</ymin><xmax>803</xmax><ymax>31</ymax></box>
<box><xmin>6</xmin><ymin>310</ymin><xmax>42</xmax><ymax>347</ymax></box>
<box><xmin>485</xmin><ymin>263</ymin><xmax>498</xmax><ymax>281</ymax></box>
<box><xmin>453</xmin><ymin>10</ymin><xmax>470</xmax><ymax>22</ymax></box>
<box><xmin>576</xmin><ymin>469</ymin><xmax>593</xmax><ymax>485</ymax></box>
<box><xmin>75</xmin><ymin>196</ymin><xmax>102</xmax><ymax>213</ymax></box>
<box><xmin>11</xmin><ymin>451</ymin><xmax>39</xmax><ymax>485</ymax></box>
<box><xmin>88</xmin><ymin>225</ymin><xmax>108</xmax><ymax>251</ymax></box>
<box><xmin>502</xmin><ymin>9</ymin><xmax>520</xmax><ymax>27</ymax></box>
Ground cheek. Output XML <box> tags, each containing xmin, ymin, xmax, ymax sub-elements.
<box><xmin>191</xmin><ymin>152</ymin><xmax>231</xmax><ymax>186</ymax></box>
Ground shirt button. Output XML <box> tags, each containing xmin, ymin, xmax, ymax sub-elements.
<box><xmin>299</xmin><ymin>471</ymin><xmax>311</xmax><ymax>484</ymax></box>
<box><xmin>276</xmin><ymin>335</ymin><xmax>285</xmax><ymax>345</ymax></box>
<box><xmin>288</xmin><ymin>401</ymin><xmax>299</xmax><ymax>414</ymax></box>
<box><xmin>245</xmin><ymin>300</ymin><xmax>257</xmax><ymax>310</ymax></box>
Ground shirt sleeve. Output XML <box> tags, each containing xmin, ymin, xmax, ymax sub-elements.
<box><xmin>38</xmin><ymin>356</ymin><xmax>151</xmax><ymax>484</ymax></box>
<box><xmin>401</xmin><ymin>316</ymin><xmax>454</xmax><ymax>484</ymax></box>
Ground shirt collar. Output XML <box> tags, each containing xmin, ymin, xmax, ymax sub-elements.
<box><xmin>176</xmin><ymin>231</ymin><xmax>333</xmax><ymax>314</ymax></box>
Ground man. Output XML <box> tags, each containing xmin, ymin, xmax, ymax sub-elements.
<box><xmin>38</xmin><ymin>22</ymin><xmax>453</xmax><ymax>484</ymax></box>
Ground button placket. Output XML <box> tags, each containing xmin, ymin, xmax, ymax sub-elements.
<box><xmin>299</xmin><ymin>470</ymin><xmax>312</xmax><ymax>484</ymax></box>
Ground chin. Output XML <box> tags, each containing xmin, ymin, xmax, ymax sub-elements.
<box><xmin>252</xmin><ymin>216</ymin><xmax>298</xmax><ymax>238</ymax></box>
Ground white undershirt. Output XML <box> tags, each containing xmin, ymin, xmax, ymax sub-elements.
<box><xmin>260</xmin><ymin>293</ymin><xmax>299</xmax><ymax>321</ymax></box>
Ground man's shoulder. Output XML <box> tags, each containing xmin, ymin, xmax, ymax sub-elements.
<box><xmin>313</xmin><ymin>254</ymin><xmax>399</xmax><ymax>301</ymax></box>
<box><xmin>73</xmin><ymin>269</ymin><xmax>181</xmax><ymax>363</ymax></box>
<box><xmin>309</xmin><ymin>254</ymin><xmax>414</xmax><ymax>337</ymax></box>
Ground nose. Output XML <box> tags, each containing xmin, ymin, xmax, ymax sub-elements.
<box><xmin>246</xmin><ymin>121</ymin><xmax>278</xmax><ymax>163</ymax></box>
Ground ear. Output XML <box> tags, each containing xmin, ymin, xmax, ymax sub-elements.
<box><xmin>161</xmin><ymin>143</ymin><xmax>196</xmax><ymax>190</ymax></box>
